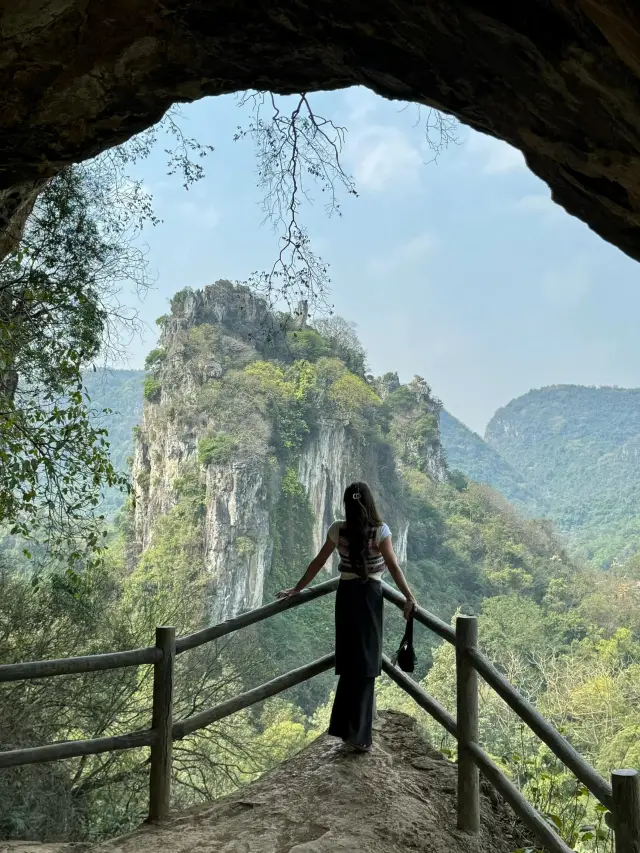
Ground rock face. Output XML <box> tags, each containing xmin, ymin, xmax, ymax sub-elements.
<box><xmin>2</xmin><ymin>2</ymin><xmax>640</xmax><ymax>262</ymax></box>
<box><xmin>132</xmin><ymin>281</ymin><xmax>446</xmax><ymax>621</ymax></box>
<box><xmin>88</xmin><ymin>713</ymin><xmax>528</xmax><ymax>853</ymax></box>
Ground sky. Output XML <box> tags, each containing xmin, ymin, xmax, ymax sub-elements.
<box><xmin>119</xmin><ymin>86</ymin><xmax>640</xmax><ymax>435</ymax></box>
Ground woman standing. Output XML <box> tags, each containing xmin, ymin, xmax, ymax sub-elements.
<box><xmin>277</xmin><ymin>481</ymin><xmax>417</xmax><ymax>752</ymax></box>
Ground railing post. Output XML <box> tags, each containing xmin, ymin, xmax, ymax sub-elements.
<box><xmin>456</xmin><ymin>615</ymin><xmax>480</xmax><ymax>833</ymax></box>
<box><xmin>148</xmin><ymin>626</ymin><xmax>175</xmax><ymax>823</ymax></box>
<box><xmin>612</xmin><ymin>770</ymin><xmax>640</xmax><ymax>853</ymax></box>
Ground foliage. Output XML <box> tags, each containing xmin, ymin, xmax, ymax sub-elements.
<box><xmin>284</xmin><ymin>329</ymin><xmax>331</xmax><ymax>362</ymax></box>
<box><xmin>16</xmin><ymin>291</ymin><xmax>640</xmax><ymax>852</ymax></box>
<box><xmin>81</xmin><ymin>370</ymin><xmax>144</xmax><ymax>516</ymax></box>
<box><xmin>312</xmin><ymin>315</ymin><xmax>367</xmax><ymax>375</ymax></box>
<box><xmin>0</xmin><ymin>489</ymin><xmax>322</xmax><ymax>842</ymax></box>
<box><xmin>144</xmin><ymin>348</ymin><xmax>166</xmax><ymax>371</ymax></box>
<box><xmin>439</xmin><ymin>410</ymin><xmax>543</xmax><ymax>511</ymax></box>
<box><xmin>197</xmin><ymin>432</ymin><xmax>238</xmax><ymax>467</ymax></box>
<box><xmin>242</xmin><ymin>360</ymin><xmax>315</xmax><ymax>453</ymax></box>
<box><xmin>409</xmin><ymin>567</ymin><xmax>640</xmax><ymax>852</ymax></box>
<box><xmin>142</xmin><ymin>377</ymin><xmax>161</xmax><ymax>402</ymax></box>
<box><xmin>385</xmin><ymin>385</ymin><xmax>420</xmax><ymax>413</ymax></box>
<box><xmin>328</xmin><ymin>372</ymin><xmax>381</xmax><ymax>431</ymax></box>
<box><xmin>0</xmin><ymin>160</ymin><xmax>157</xmax><ymax>562</ymax></box>
<box><xmin>0</xmin><ymin>99</ymin><xmax>220</xmax><ymax>564</ymax></box>
<box><xmin>484</xmin><ymin>385</ymin><xmax>640</xmax><ymax>566</ymax></box>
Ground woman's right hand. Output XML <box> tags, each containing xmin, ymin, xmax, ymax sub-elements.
<box><xmin>403</xmin><ymin>597</ymin><xmax>417</xmax><ymax>620</ymax></box>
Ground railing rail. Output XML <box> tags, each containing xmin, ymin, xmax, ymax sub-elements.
<box><xmin>0</xmin><ymin>575</ymin><xmax>638</xmax><ymax>853</ymax></box>
<box><xmin>176</xmin><ymin>577</ymin><xmax>338</xmax><ymax>654</ymax></box>
<box><xmin>381</xmin><ymin>582</ymin><xmax>634</xmax><ymax>851</ymax></box>
<box><xmin>381</xmin><ymin>582</ymin><xmax>455</xmax><ymax>643</ymax></box>
<box><xmin>0</xmin><ymin>647</ymin><xmax>161</xmax><ymax>683</ymax></box>
<box><xmin>173</xmin><ymin>654</ymin><xmax>335</xmax><ymax>740</ymax></box>
<box><xmin>381</xmin><ymin>657</ymin><xmax>574</xmax><ymax>853</ymax></box>
<box><xmin>467</xmin><ymin>645</ymin><xmax>613</xmax><ymax>810</ymax></box>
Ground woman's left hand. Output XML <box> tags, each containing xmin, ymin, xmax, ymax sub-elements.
<box><xmin>403</xmin><ymin>597</ymin><xmax>417</xmax><ymax>620</ymax></box>
<box><xmin>276</xmin><ymin>588</ymin><xmax>300</xmax><ymax>600</ymax></box>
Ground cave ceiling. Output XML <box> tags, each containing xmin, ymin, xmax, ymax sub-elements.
<box><xmin>1</xmin><ymin>1</ymin><xmax>640</xmax><ymax>261</ymax></box>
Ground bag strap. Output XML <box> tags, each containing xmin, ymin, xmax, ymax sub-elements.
<box><xmin>402</xmin><ymin>614</ymin><xmax>414</xmax><ymax>646</ymax></box>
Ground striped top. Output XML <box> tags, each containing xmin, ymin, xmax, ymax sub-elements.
<box><xmin>327</xmin><ymin>520</ymin><xmax>391</xmax><ymax>580</ymax></box>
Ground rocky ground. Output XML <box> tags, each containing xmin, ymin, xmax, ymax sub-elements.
<box><xmin>6</xmin><ymin>712</ymin><xmax>531</xmax><ymax>853</ymax></box>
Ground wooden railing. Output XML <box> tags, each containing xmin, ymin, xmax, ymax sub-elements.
<box><xmin>0</xmin><ymin>575</ymin><xmax>638</xmax><ymax>853</ymax></box>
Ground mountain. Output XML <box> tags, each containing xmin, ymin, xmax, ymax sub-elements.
<box><xmin>439</xmin><ymin>409</ymin><xmax>543</xmax><ymax>513</ymax></box>
<box><xmin>123</xmin><ymin>280</ymin><xmax>576</xmax><ymax>709</ymax></box>
<box><xmin>485</xmin><ymin>385</ymin><xmax>640</xmax><ymax>565</ymax></box>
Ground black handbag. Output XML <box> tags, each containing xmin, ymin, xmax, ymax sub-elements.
<box><xmin>393</xmin><ymin>615</ymin><xmax>417</xmax><ymax>673</ymax></box>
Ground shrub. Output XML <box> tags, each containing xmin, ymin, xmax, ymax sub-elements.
<box><xmin>144</xmin><ymin>348</ymin><xmax>166</xmax><ymax>371</ymax></box>
<box><xmin>143</xmin><ymin>377</ymin><xmax>162</xmax><ymax>402</ymax></box>
<box><xmin>243</xmin><ymin>360</ymin><xmax>316</xmax><ymax>453</ymax></box>
<box><xmin>170</xmin><ymin>287</ymin><xmax>193</xmax><ymax>314</ymax></box>
<box><xmin>329</xmin><ymin>373</ymin><xmax>381</xmax><ymax>421</ymax></box>
<box><xmin>313</xmin><ymin>315</ymin><xmax>367</xmax><ymax>375</ymax></box>
<box><xmin>411</xmin><ymin>414</ymin><xmax>439</xmax><ymax>445</ymax></box>
<box><xmin>184</xmin><ymin>324</ymin><xmax>217</xmax><ymax>360</ymax></box>
<box><xmin>315</xmin><ymin>357</ymin><xmax>348</xmax><ymax>390</ymax></box>
<box><xmin>449</xmin><ymin>470</ymin><xmax>469</xmax><ymax>491</ymax></box>
<box><xmin>197</xmin><ymin>432</ymin><xmax>238</xmax><ymax>466</ymax></box>
<box><xmin>285</xmin><ymin>330</ymin><xmax>331</xmax><ymax>362</ymax></box>
<box><xmin>385</xmin><ymin>385</ymin><xmax>417</xmax><ymax>412</ymax></box>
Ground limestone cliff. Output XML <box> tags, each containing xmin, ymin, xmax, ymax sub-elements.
<box><xmin>132</xmin><ymin>280</ymin><xmax>448</xmax><ymax>621</ymax></box>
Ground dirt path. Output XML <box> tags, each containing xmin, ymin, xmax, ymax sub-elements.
<box><xmin>84</xmin><ymin>712</ymin><xmax>530</xmax><ymax>853</ymax></box>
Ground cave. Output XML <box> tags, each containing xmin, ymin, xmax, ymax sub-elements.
<box><xmin>2</xmin><ymin>1</ymin><xmax>640</xmax><ymax>261</ymax></box>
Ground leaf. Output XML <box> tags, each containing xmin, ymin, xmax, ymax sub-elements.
<box><xmin>547</xmin><ymin>813</ymin><xmax>563</xmax><ymax>830</ymax></box>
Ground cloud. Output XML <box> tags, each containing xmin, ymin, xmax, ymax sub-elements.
<box><xmin>176</xmin><ymin>201</ymin><xmax>220</xmax><ymax>228</ymax></box>
<box><xmin>368</xmin><ymin>231</ymin><xmax>439</xmax><ymax>275</ymax></box>
<box><xmin>467</xmin><ymin>131</ymin><xmax>526</xmax><ymax>175</ymax></box>
<box><xmin>512</xmin><ymin>193</ymin><xmax>565</xmax><ymax>223</ymax></box>
<box><xmin>345</xmin><ymin>124</ymin><xmax>423</xmax><ymax>192</ymax></box>
<box><xmin>541</xmin><ymin>257</ymin><xmax>594</xmax><ymax>307</ymax></box>
<box><xmin>343</xmin><ymin>86</ymin><xmax>378</xmax><ymax>123</ymax></box>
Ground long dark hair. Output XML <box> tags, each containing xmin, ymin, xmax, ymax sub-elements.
<box><xmin>343</xmin><ymin>481</ymin><xmax>383</xmax><ymax>581</ymax></box>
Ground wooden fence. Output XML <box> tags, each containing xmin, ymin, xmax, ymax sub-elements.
<box><xmin>0</xmin><ymin>576</ymin><xmax>638</xmax><ymax>853</ymax></box>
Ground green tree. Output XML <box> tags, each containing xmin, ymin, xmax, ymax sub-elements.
<box><xmin>0</xmin><ymin>108</ymin><xmax>216</xmax><ymax>563</ymax></box>
<box><xmin>0</xmin><ymin>163</ymin><xmax>156</xmax><ymax>562</ymax></box>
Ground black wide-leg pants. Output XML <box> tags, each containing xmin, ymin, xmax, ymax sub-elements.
<box><xmin>328</xmin><ymin>578</ymin><xmax>383</xmax><ymax>748</ymax></box>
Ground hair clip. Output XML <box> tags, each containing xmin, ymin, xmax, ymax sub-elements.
<box><xmin>352</xmin><ymin>492</ymin><xmax>361</xmax><ymax>500</ymax></box>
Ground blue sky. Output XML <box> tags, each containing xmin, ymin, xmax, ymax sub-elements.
<box><xmin>122</xmin><ymin>87</ymin><xmax>640</xmax><ymax>434</ymax></box>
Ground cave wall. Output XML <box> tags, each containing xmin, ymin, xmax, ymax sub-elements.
<box><xmin>2</xmin><ymin>1</ymin><xmax>640</xmax><ymax>261</ymax></box>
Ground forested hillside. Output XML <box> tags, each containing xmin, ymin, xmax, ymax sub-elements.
<box><xmin>485</xmin><ymin>385</ymin><xmax>640</xmax><ymax>565</ymax></box>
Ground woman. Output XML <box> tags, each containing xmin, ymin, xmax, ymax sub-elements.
<box><xmin>277</xmin><ymin>481</ymin><xmax>417</xmax><ymax>752</ymax></box>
